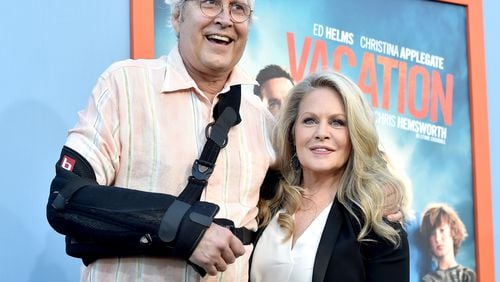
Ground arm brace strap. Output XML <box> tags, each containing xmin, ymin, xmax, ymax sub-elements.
<box><xmin>46</xmin><ymin>146</ymin><xmax>219</xmax><ymax>264</ymax></box>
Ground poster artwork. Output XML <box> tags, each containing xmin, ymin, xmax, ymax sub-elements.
<box><xmin>154</xmin><ymin>0</ymin><xmax>476</xmax><ymax>280</ymax></box>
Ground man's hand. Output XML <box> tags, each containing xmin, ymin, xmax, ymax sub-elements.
<box><xmin>385</xmin><ymin>210</ymin><xmax>403</xmax><ymax>224</ymax></box>
<box><xmin>383</xmin><ymin>184</ymin><xmax>404</xmax><ymax>224</ymax></box>
<box><xmin>189</xmin><ymin>223</ymin><xmax>246</xmax><ymax>276</ymax></box>
<box><xmin>383</xmin><ymin>199</ymin><xmax>403</xmax><ymax>224</ymax></box>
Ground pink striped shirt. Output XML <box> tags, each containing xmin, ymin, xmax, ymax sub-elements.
<box><xmin>65</xmin><ymin>46</ymin><xmax>276</xmax><ymax>281</ymax></box>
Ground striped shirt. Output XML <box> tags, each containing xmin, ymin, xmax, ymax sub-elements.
<box><xmin>422</xmin><ymin>264</ymin><xmax>476</xmax><ymax>282</ymax></box>
<box><xmin>65</xmin><ymin>46</ymin><xmax>276</xmax><ymax>282</ymax></box>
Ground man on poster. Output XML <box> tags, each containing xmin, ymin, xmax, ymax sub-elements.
<box><xmin>253</xmin><ymin>64</ymin><xmax>294</xmax><ymax>117</ymax></box>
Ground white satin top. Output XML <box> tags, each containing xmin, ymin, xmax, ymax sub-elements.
<box><xmin>250</xmin><ymin>202</ymin><xmax>333</xmax><ymax>282</ymax></box>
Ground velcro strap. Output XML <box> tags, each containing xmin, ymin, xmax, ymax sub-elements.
<box><xmin>207</xmin><ymin>107</ymin><xmax>237</xmax><ymax>147</ymax></box>
<box><xmin>213</xmin><ymin>218</ymin><xmax>255</xmax><ymax>245</ymax></box>
<box><xmin>51</xmin><ymin>177</ymin><xmax>92</xmax><ymax>210</ymax></box>
<box><xmin>232</xmin><ymin>227</ymin><xmax>256</xmax><ymax>245</ymax></box>
<box><xmin>172</xmin><ymin>201</ymin><xmax>219</xmax><ymax>259</ymax></box>
<box><xmin>158</xmin><ymin>200</ymin><xmax>191</xmax><ymax>242</ymax></box>
<box><xmin>157</xmin><ymin>200</ymin><xmax>219</xmax><ymax>260</ymax></box>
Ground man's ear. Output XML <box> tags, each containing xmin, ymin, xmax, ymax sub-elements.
<box><xmin>171</xmin><ymin>7</ymin><xmax>182</xmax><ymax>35</ymax></box>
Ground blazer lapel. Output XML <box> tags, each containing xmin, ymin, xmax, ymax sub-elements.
<box><xmin>312</xmin><ymin>198</ymin><xmax>343</xmax><ymax>282</ymax></box>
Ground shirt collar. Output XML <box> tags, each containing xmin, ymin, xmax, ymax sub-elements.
<box><xmin>160</xmin><ymin>45</ymin><xmax>257</xmax><ymax>95</ymax></box>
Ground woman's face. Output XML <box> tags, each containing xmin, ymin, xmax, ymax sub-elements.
<box><xmin>294</xmin><ymin>87</ymin><xmax>352</xmax><ymax>179</ymax></box>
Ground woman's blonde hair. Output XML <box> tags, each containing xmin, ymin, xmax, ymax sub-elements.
<box><xmin>258</xmin><ymin>71</ymin><xmax>411</xmax><ymax>246</ymax></box>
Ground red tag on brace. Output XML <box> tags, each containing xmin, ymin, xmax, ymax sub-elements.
<box><xmin>61</xmin><ymin>155</ymin><xmax>76</xmax><ymax>172</ymax></box>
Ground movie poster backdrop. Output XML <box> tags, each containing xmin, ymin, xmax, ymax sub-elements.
<box><xmin>153</xmin><ymin>0</ymin><xmax>475</xmax><ymax>280</ymax></box>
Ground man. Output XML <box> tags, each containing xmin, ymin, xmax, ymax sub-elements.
<box><xmin>420</xmin><ymin>203</ymin><xmax>476</xmax><ymax>282</ymax></box>
<box><xmin>47</xmin><ymin>0</ymin><xmax>275</xmax><ymax>281</ymax></box>
<box><xmin>254</xmin><ymin>64</ymin><xmax>294</xmax><ymax>117</ymax></box>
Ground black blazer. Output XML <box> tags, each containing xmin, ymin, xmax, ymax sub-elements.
<box><xmin>312</xmin><ymin>197</ymin><xmax>409</xmax><ymax>282</ymax></box>
<box><xmin>252</xmin><ymin>197</ymin><xmax>409</xmax><ymax>282</ymax></box>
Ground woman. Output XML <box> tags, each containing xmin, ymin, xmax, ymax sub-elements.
<box><xmin>251</xmin><ymin>71</ymin><xmax>411</xmax><ymax>282</ymax></box>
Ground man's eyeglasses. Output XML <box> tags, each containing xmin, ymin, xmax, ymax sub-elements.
<box><xmin>187</xmin><ymin>0</ymin><xmax>253</xmax><ymax>23</ymax></box>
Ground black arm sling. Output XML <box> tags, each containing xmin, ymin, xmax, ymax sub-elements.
<box><xmin>47</xmin><ymin>85</ymin><xmax>254</xmax><ymax>274</ymax></box>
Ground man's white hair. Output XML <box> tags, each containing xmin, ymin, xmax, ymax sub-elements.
<box><xmin>165</xmin><ymin>0</ymin><xmax>255</xmax><ymax>14</ymax></box>
<box><xmin>165</xmin><ymin>0</ymin><xmax>255</xmax><ymax>36</ymax></box>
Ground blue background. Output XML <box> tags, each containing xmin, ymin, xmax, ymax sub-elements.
<box><xmin>0</xmin><ymin>0</ymin><xmax>498</xmax><ymax>281</ymax></box>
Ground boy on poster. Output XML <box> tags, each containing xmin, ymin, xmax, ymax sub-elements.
<box><xmin>420</xmin><ymin>203</ymin><xmax>476</xmax><ymax>282</ymax></box>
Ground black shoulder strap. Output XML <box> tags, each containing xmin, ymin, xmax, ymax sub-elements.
<box><xmin>178</xmin><ymin>85</ymin><xmax>241</xmax><ymax>204</ymax></box>
<box><xmin>158</xmin><ymin>84</ymin><xmax>243</xmax><ymax>250</ymax></box>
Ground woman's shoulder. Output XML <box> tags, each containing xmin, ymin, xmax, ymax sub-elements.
<box><xmin>360</xmin><ymin>223</ymin><xmax>408</xmax><ymax>264</ymax></box>
<box><xmin>336</xmin><ymin>200</ymin><xmax>408</xmax><ymax>258</ymax></box>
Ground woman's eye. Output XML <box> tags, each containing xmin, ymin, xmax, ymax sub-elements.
<box><xmin>303</xmin><ymin>117</ymin><xmax>316</xmax><ymax>125</ymax></box>
<box><xmin>331</xmin><ymin>119</ymin><xmax>346</xmax><ymax>128</ymax></box>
